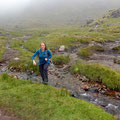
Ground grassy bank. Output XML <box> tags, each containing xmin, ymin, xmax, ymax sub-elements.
<box><xmin>0</xmin><ymin>73</ymin><xmax>116</xmax><ymax>120</ymax></box>
<box><xmin>70</xmin><ymin>60</ymin><xmax>120</xmax><ymax>90</ymax></box>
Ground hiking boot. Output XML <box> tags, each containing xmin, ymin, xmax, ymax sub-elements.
<box><xmin>42</xmin><ymin>81</ymin><xmax>48</xmax><ymax>85</ymax></box>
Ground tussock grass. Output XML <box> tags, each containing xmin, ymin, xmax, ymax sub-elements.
<box><xmin>52</xmin><ymin>54</ymin><xmax>70</xmax><ymax>65</ymax></box>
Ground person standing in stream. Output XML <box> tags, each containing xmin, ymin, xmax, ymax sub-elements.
<box><xmin>32</xmin><ymin>42</ymin><xmax>52</xmax><ymax>85</ymax></box>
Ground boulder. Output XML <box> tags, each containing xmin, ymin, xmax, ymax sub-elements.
<box><xmin>58</xmin><ymin>45</ymin><xmax>65</xmax><ymax>52</ymax></box>
<box><xmin>14</xmin><ymin>57</ymin><xmax>20</xmax><ymax>61</ymax></box>
<box><xmin>110</xmin><ymin>9</ymin><xmax>120</xmax><ymax>18</ymax></box>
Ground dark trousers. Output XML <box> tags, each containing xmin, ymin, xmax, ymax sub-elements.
<box><xmin>39</xmin><ymin>63</ymin><xmax>49</xmax><ymax>83</ymax></box>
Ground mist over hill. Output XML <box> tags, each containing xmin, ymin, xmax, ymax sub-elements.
<box><xmin>0</xmin><ymin>0</ymin><xmax>120</xmax><ymax>29</ymax></box>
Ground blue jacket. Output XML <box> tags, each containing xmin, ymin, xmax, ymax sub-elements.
<box><xmin>32</xmin><ymin>48</ymin><xmax>52</xmax><ymax>65</ymax></box>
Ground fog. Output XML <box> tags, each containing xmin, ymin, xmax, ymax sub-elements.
<box><xmin>0</xmin><ymin>0</ymin><xmax>120</xmax><ymax>28</ymax></box>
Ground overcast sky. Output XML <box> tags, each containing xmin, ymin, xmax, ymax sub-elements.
<box><xmin>0</xmin><ymin>0</ymin><xmax>120</xmax><ymax>27</ymax></box>
<box><xmin>0</xmin><ymin>0</ymin><xmax>120</xmax><ymax>15</ymax></box>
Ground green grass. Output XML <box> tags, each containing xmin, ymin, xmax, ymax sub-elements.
<box><xmin>9</xmin><ymin>38</ymin><xmax>40</xmax><ymax>74</ymax></box>
<box><xmin>76</xmin><ymin>32</ymin><xmax>116</xmax><ymax>43</ymax></box>
<box><xmin>9</xmin><ymin>37</ymin><xmax>70</xmax><ymax>71</ymax></box>
<box><xmin>77</xmin><ymin>47</ymin><xmax>93</xmax><ymax>58</ymax></box>
<box><xmin>77</xmin><ymin>45</ymin><xmax>104</xmax><ymax>58</ymax></box>
<box><xmin>23</xmin><ymin>32</ymin><xmax>80</xmax><ymax>52</ymax></box>
<box><xmin>6</xmin><ymin>9</ymin><xmax>120</xmax><ymax>75</ymax></box>
<box><xmin>70</xmin><ymin>60</ymin><xmax>120</xmax><ymax>90</ymax></box>
<box><xmin>88</xmin><ymin>10</ymin><xmax>120</xmax><ymax>38</ymax></box>
<box><xmin>0</xmin><ymin>36</ymin><xmax>8</xmax><ymax>61</ymax></box>
<box><xmin>23</xmin><ymin>29</ymin><xmax>117</xmax><ymax>52</ymax></box>
<box><xmin>52</xmin><ymin>54</ymin><xmax>70</xmax><ymax>65</ymax></box>
<box><xmin>0</xmin><ymin>73</ymin><xmax>116</xmax><ymax>120</ymax></box>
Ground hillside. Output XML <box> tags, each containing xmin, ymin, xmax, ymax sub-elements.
<box><xmin>0</xmin><ymin>0</ymin><xmax>120</xmax><ymax>29</ymax></box>
<box><xmin>0</xmin><ymin>8</ymin><xmax>120</xmax><ymax>120</ymax></box>
<box><xmin>0</xmin><ymin>73</ymin><xmax>116</xmax><ymax>120</ymax></box>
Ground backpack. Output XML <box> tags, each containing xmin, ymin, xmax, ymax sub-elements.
<box><xmin>38</xmin><ymin>48</ymin><xmax>53</xmax><ymax>66</ymax></box>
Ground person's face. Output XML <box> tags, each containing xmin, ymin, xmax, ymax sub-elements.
<box><xmin>41</xmin><ymin>43</ymin><xmax>45</xmax><ymax>50</ymax></box>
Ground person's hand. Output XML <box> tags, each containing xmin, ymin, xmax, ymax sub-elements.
<box><xmin>33</xmin><ymin>60</ymin><xmax>37</xmax><ymax>66</ymax></box>
<box><xmin>45</xmin><ymin>58</ymin><xmax>47</xmax><ymax>61</ymax></box>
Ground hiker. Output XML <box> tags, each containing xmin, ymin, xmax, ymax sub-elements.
<box><xmin>32</xmin><ymin>42</ymin><xmax>52</xmax><ymax>85</ymax></box>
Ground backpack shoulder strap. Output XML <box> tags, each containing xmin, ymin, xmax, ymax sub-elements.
<box><xmin>38</xmin><ymin>49</ymin><xmax>48</xmax><ymax>55</ymax></box>
<box><xmin>45</xmin><ymin>49</ymin><xmax>48</xmax><ymax>55</ymax></box>
<box><xmin>38</xmin><ymin>48</ymin><xmax>41</xmax><ymax>55</ymax></box>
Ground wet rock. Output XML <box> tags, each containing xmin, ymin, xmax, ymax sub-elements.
<box><xmin>62</xmin><ymin>65</ymin><xmax>70</xmax><ymax>71</ymax></box>
<box><xmin>86</xmin><ymin>19</ymin><xmax>94</xmax><ymax>25</ymax></box>
<box><xmin>17</xmin><ymin>74</ymin><xmax>29</xmax><ymax>80</ymax></box>
<box><xmin>14</xmin><ymin>57</ymin><xmax>20</xmax><ymax>61</ymax></box>
<box><xmin>5</xmin><ymin>32</ymin><xmax>10</xmax><ymax>36</ymax></box>
<box><xmin>55</xmin><ymin>72</ymin><xmax>59</xmax><ymax>76</ymax></box>
<box><xmin>107</xmin><ymin>24</ymin><xmax>115</xmax><ymax>27</ymax></box>
<box><xmin>100</xmin><ymin>90</ymin><xmax>106</xmax><ymax>94</ymax></box>
<box><xmin>13</xmin><ymin>75</ymin><xmax>19</xmax><ymax>79</ymax></box>
<box><xmin>79</xmin><ymin>93</ymin><xmax>95</xmax><ymax>102</ymax></box>
<box><xmin>79</xmin><ymin>75</ymin><xmax>89</xmax><ymax>82</ymax></box>
<box><xmin>110</xmin><ymin>9</ymin><xmax>120</xmax><ymax>18</ymax></box>
<box><xmin>88</xmin><ymin>41</ymin><xmax>103</xmax><ymax>48</ymax></box>
<box><xmin>81</xmin><ymin>85</ymin><xmax>90</xmax><ymax>91</ymax></box>
<box><xmin>58</xmin><ymin>45</ymin><xmax>65</xmax><ymax>52</ymax></box>
<box><xmin>0</xmin><ymin>32</ymin><xmax>4</xmax><ymax>36</ymax></box>
<box><xmin>114</xmin><ymin>57</ymin><xmax>120</xmax><ymax>64</ymax></box>
<box><xmin>98</xmin><ymin>87</ymin><xmax>107</xmax><ymax>94</ymax></box>
<box><xmin>1</xmin><ymin>66</ymin><xmax>8</xmax><ymax>72</ymax></box>
<box><xmin>49</xmin><ymin>69</ymin><xmax>55</xmax><ymax>75</ymax></box>
<box><xmin>29</xmin><ymin>76</ymin><xmax>40</xmax><ymax>82</ymax></box>
<box><xmin>93</xmin><ymin>93</ymin><xmax>98</xmax><ymax>97</ymax></box>
<box><xmin>106</xmin><ymin>104</ymin><xmax>119</xmax><ymax>115</ymax></box>
<box><xmin>89</xmin><ymin>88</ymin><xmax>99</xmax><ymax>93</ymax></box>
<box><xmin>94</xmin><ymin>83</ymin><xmax>99</xmax><ymax>87</ymax></box>
<box><xmin>88</xmin><ymin>41</ymin><xmax>96</xmax><ymax>47</ymax></box>
<box><xmin>117</xmin><ymin>93</ymin><xmax>120</xmax><ymax>97</ymax></box>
